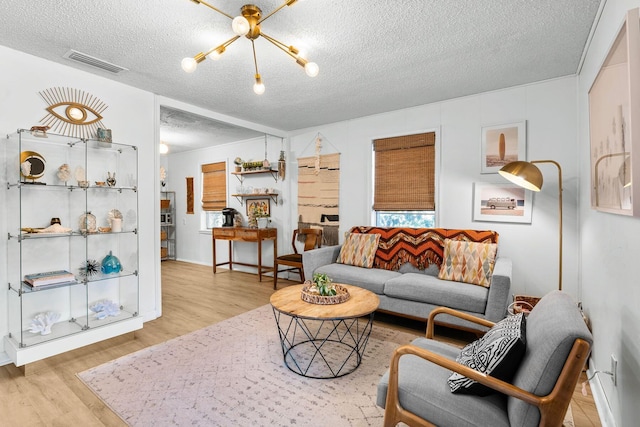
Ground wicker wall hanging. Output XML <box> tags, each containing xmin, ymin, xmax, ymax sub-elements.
<box><xmin>297</xmin><ymin>133</ymin><xmax>340</xmax><ymax>245</ymax></box>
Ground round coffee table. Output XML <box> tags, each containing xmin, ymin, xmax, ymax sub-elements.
<box><xmin>270</xmin><ymin>284</ymin><xmax>380</xmax><ymax>379</ymax></box>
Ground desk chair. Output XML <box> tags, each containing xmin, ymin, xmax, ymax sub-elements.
<box><xmin>273</xmin><ymin>228</ymin><xmax>322</xmax><ymax>289</ymax></box>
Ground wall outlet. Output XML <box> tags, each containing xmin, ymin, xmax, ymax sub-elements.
<box><xmin>611</xmin><ymin>355</ymin><xmax>618</xmax><ymax>386</ymax></box>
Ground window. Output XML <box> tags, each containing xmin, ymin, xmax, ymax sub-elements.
<box><xmin>204</xmin><ymin>211</ymin><xmax>223</xmax><ymax>229</ymax></box>
<box><xmin>200</xmin><ymin>162</ymin><xmax>226</xmax><ymax>231</ymax></box>
<box><xmin>373</xmin><ymin>132</ymin><xmax>436</xmax><ymax>227</ymax></box>
<box><xmin>201</xmin><ymin>161</ymin><xmax>226</xmax><ymax>211</ymax></box>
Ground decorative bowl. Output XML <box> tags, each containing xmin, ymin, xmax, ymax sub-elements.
<box><xmin>301</xmin><ymin>284</ymin><xmax>350</xmax><ymax>305</ymax></box>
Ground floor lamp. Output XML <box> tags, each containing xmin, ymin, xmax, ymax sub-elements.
<box><xmin>498</xmin><ymin>160</ymin><xmax>563</xmax><ymax>291</ymax></box>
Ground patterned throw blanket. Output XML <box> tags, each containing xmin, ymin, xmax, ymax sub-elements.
<box><xmin>349</xmin><ymin>227</ymin><xmax>499</xmax><ymax>271</ymax></box>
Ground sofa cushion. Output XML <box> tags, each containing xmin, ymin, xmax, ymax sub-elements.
<box><xmin>438</xmin><ymin>239</ymin><xmax>498</xmax><ymax>287</ymax></box>
<box><xmin>314</xmin><ymin>263</ymin><xmax>401</xmax><ymax>294</ymax></box>
<box><xmin>384</xmin><ymin>273</ymin><xmax>489</xmax><ymax>314</ymax></box>
<box><xmin>377</xmin><ymin>337</ymin><xmax>509</xmax><ymax>427</ymax></box>
<box><xmin>337</xmin><ymin>233</ymin><xmax>380</xmax><ymax>268</ymax></box>
<box><xmin>448</xmin><ymin>313</ymin><xmax>527</xmax><ymax>396</ymax></box>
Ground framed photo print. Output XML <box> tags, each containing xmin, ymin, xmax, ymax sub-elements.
<box><xmin>473</xmin><ymin>182</ymin><xmax>532</xmax><ymax>224</ymax></box>
<box><xmin>481</xmin><ymin>121</ymin><xmax>527</xmax><ymax>174</ymax></box>
<box><xmin>589</xmin><ymin>8</ymin><xmax>640</xmax><ymax>216</ymax></box>
<box><xmin>246</xmin><ymin>198</ymin><xmax>271</xmax><ymax>217</ymax></box>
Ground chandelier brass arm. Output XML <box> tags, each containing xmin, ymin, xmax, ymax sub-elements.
<box><xmin>258</xmin><ymin>0</ymin><xmax>298</xmax><ymax>24</ymax></box>
<box><xmin>260</xmin><ymin>32</ymin><xmax>319</xmax><ymax>77</ymax></box>
<box><xmin>182</xmin><ymin>0</ymin><xmax>318</xmax><ymax>94</ymax></box>
<box><xmin>188</xmin><ymin>0</ymin><xmax>234</xmax><ymax>20</ymax></box>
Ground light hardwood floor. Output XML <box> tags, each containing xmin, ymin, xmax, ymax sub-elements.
<box><xmin>0</xmin><ymin>261</ymin><xmax>601</xmax><ymax>426</ymax></box>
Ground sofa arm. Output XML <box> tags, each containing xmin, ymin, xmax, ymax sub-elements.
<box><xmin>484</xmin><ymin>257</ymin><xmax>512</xmax><ymax>322</ymax></box>
<box><xmin>302</xmin><ymin>245</ymin><xmax>342</xmax><ymax>279</ymax></box>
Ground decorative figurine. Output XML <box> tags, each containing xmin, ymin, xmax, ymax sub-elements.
<box><xmin>20</xmin><ymin>161</ymin><xmax>31</xmax><ymax>180</ymax></box>
<box><xmin>29</xmin><ymin>311</ymin><xmax>61</xmax><ymax>335</ymax></box>
<box><xmin>57</xmin><ymin>164</ymin><xmax>71</xmax><ymax>184</ymax></box>
<box><xmin>30</xmin><ymin>125</ymin><xmax>50</xmax><ymax>137</ymax></box>
<box><xmin>101</xmin><ymin>251</ymin><xmax>122</xmax><ymax>274</ymax></box>
<box><xmin>106</xmin><ymin>172</ymin><xmax>116</xmax><ymax>187</ymax></box>
<box><xmin>75</xmin><ymin>166</ymin><xmax>88</xmax><ymax>188</ymax></box>
<box><xmin>79</xmin><ymin>259</ymin><xmax>100</xmax><ymax>278</ymax></box>
<box><xmin>90</xmin><ymin>300</ymin><xmax>121</xmax><ymax>320</ymax></box>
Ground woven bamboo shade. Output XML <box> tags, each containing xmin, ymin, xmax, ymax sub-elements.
<box><xmin>201</xmin><ymin>162</ymin><xmax>227</xmax><ymax>211</ymax></box>
<box><xmin>373</xmin><ymin>132</ymin><xmax>435</xmax><ymax>211</ymax></box>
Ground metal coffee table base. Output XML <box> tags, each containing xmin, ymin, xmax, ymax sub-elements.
<box><xmin>272</xmin><ymin>308</ymin><xmax>375</xmax><ymax>379</ymax></box>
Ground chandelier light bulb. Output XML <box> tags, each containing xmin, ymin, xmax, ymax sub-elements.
<box><xmin>232</xmin><ymin>16</ymin><xmax>250</xmax><ymax>36</ymax></box>
<box><xmin>159</xmin><ymin>143</ymin><xmax>169</xmax><ymax>154</ymax></box>
<box><xmin>181</xmin><ymin>57</ymin><xmax>198</xmax><ymax>73</ymax></box>
<box><xmin>304</xmin><ymin>61</ymin><xmax>319</xmax><ymax>77</ymax></box>
<box><xmin>253</xmin><ymin>80</ymin><xmax>266</xmax><ymax>95</ymax></box>
<box><xmin>211</xmin><ymin>49</ymin><xmax>223</xmax><ymax>60</ymax></box>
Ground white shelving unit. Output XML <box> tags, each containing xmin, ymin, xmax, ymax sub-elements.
<box><xmin>160</xmin><ymin>191</ymin><xmax>176</xmax><ymax>260</ymax></box>
<box><xmin>4</xmin><ymin>129</ymin><xmax>142</xmax><ymax>366</ymax></box>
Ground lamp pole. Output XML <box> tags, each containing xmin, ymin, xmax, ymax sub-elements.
<box><xmin>530</xmin><ymin>160</ymin><xmax>563</xmax><ymax>291</ymax></box>
<box><xmin>499</xmin><ymin>159</ymin><xmax>563</xmax><ymax>291</ymax></box>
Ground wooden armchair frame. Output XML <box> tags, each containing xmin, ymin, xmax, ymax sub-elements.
<box><xmin>384</xmin><ymin>307</ymin><xmax>591</xmax><ymax>427</ymax></box>
<box><xmin>273</xmin><ymin>228</ymin><xmax>322</xmax><ymax>289</ymax></box>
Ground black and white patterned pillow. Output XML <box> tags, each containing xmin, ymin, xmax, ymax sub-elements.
<box><xmin>448</xmin><ymin>312</ymin><xmax>526</xmax><ymax>396</ymax></box>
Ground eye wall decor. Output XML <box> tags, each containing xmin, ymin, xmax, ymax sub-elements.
<box><xmin>38</xmin><ymin>87</ymin><xmax>108</xmax><ymax>139</ymax></box>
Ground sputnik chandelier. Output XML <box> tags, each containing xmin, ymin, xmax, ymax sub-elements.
<box><xmin>181</xmin><ymin>0</ymin><xmax>319</xmax><ymax>95</ymax></box>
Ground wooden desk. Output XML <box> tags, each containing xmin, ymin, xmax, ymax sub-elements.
<box><xmin>212</xmin><ymin>227</ymin><xmax>277</xmax><ymax>281</ymax></box>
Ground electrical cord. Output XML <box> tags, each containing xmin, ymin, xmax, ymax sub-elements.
<box><xmin>581</xmin><ymin>370</ymin><xmax>613</xmax><ymax>396</ymax></box>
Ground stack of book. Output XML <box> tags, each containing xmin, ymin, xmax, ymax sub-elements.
<box><xmin>24</xmin><ymin>270</ymin><xmax>76</xmax><ymax>289</ymax></box>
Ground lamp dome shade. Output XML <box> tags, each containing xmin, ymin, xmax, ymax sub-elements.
<box><xmin>499</xmin><ymin>161</ymin><xmax>543</xmax><ymax>191</ymax></box>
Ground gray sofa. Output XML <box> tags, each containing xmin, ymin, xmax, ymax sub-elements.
<box><xmin>302</xmin><ymin>228</ymin><xmax>512</xmax><ymax>331</ymax></box>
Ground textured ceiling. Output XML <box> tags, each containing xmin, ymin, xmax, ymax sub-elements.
<box><xmin>0</xmin><ymin>0</ymin><xmax>601</xmax><ymax>151</ymax></box>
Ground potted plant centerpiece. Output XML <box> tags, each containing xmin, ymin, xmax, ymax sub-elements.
<box><xmin>301</xmin><ymin>273</ymin><xmax>350</xmax><ymax>304</ymax></box>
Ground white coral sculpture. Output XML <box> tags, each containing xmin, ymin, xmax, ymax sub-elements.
<box><xmin>29</xmin><ymin>311</ymin><xmax>61</xmax><ymax>335</ymax></box>
<box><xmin>90</xmin><ymin>300</ymin><xmax>121</xmax><ymax>320</ymax></box>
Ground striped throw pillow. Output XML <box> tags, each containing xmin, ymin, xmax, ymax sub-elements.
<box><xmin>337</xmin><ymin>233</ymin><xmax>381</xmax><ymax>268</ymax></box>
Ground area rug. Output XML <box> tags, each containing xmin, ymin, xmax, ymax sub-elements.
<box><xmin>77</xmin><ymin>304</ymin><xmax>418</xmax><ymax>426</ymax></box>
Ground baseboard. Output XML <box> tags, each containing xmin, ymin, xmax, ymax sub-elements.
<box><xmin>587</xmin><ymin>358</ymin><xmax>617</xmax><ymax>427</ymax></box>
<box><xmin>0</xmin><ymin>351</ymin><xmax>11</xmax><ymax>366</ymax></box>
<box><xmin>174</xmin><ymin>257</ymin><xmax>211</xmax><ymax>267</ymax></box>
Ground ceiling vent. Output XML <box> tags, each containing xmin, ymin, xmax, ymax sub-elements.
<box><xmin>63</xmin><ymin>49</ymin><xmax>129</xmax><ymax>74</ymax></box>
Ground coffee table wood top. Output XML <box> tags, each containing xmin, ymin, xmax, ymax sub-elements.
<box><xmin>270</xmin><ymin>284</ymin><xmax>380</xmax><ymax>320</ymax></box>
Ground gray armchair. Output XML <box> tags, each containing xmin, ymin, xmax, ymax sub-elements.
<box><xmin>377</xmin><ymin>291</ymin><xmax>593</xmax><ymax>426</ymax></box>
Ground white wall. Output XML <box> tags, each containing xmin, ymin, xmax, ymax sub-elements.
<box><xmin>578</xmin><ymin>1</ymin><xmax>640</xmax><ymax>425</ymax></box>
<box><xmin>0</xmin><ymin>46</ymin><xmax>160</xmax><ymax>363</ymax></box>
<box><xmin>164</xmin><ymin>134</ymin><xmax>288</xmax><ymax>268</ymax></box>
<box><xmin>287</xmin><ymin>77</ymin><xmax>579</xmax><ymax>299</ymax></box>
